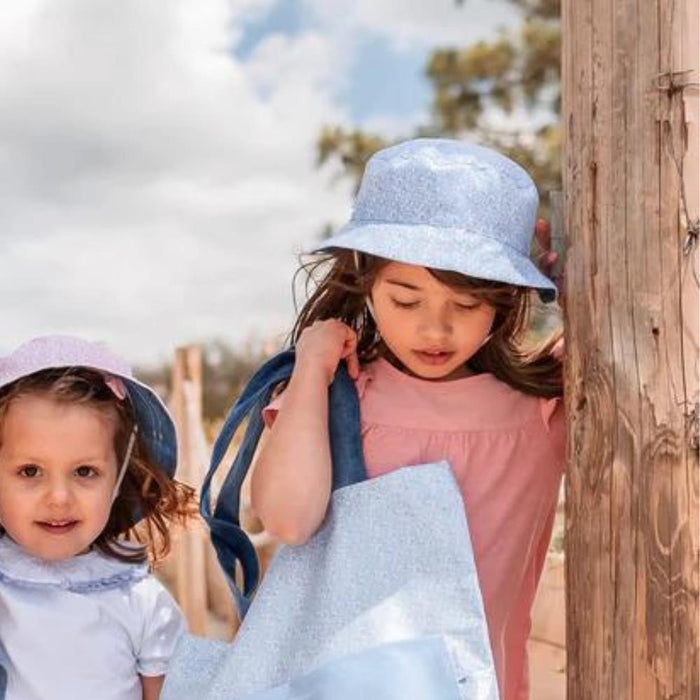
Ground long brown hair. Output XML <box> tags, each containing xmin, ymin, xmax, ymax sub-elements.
<box><xmin>292</xmin><ymin>250</ymin><xmax>562</xmax><ymax>398</ymax></box>
<box><xmin>0</xmin><ymin>368</ymin><xmax>197</xmax><ymax>563</ymax></box>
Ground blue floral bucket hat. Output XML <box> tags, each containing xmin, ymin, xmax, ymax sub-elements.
<box><xmin>315</xmin><ymin>138</ymin><xmax>557</xmax><ymax>302</ymax></box>
<box><xmin>0</xmin><ymin>335</ymin><xmax>177</xmax><ymax>479</ymax></box>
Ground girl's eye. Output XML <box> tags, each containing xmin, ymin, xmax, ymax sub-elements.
<box><xmin>456</xmin><ymin>302</ymin><xmax>481</xmax><ymax>311</ymax></box>
<box><xmin>391</xmin><ymin>298</ymin><xmax>420</xmax><ymax>309</ymax></box>
<box><xmin>19</xmin><ymin>464</ymin><xmax>40</xmax><ymax>478</ymax></box>
<box><xmin>75</xmin><ymin>465</ymin><xmax>98</xmax><ymax>478</ymax></box>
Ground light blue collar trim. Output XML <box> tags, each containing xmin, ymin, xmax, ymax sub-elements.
<box><xmin>0</xmin><ymin>536</ymin><xmax>148</xmax><ymax>593</ymax></box>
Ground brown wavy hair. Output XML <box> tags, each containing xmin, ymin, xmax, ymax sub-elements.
<box><xmin>0</xmin><ymin>368</ymin><xmax>197</xmax><ymax>563</ymax></box>
<box><xmin>292</xmin><ymin>250</ymin><xmax>563</xmax><ymax>398</ymax></box>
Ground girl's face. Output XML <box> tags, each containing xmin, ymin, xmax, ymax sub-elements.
<box><xmin>370</xmin><ymin>261</ymin><xmax>497</xmax><ymax>381</ymax></box>
<box><xmin>0</xmin><ymin>394</ymin><xmax>119</xmax><ymax>561</ymax></box>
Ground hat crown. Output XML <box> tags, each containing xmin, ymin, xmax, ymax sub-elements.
<box><xmin>0</xmin><ymin>335</ymin><xmax>133</xmax><ymax>382</ymax></box>
<box><xmin>352</xmin><ymin>139</ymin><xmax>538</xmax><ymax>255</ymax></box>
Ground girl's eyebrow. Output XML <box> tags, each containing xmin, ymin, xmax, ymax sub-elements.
<box><xmin>385</xmin><ymin>279</ymin><xmax>421</xmax><ymax>290</ymax></box>
<box><xmin>385</xmin><ymin>278</ymin><xmax>478</xmax><ymax>301</ymax></box>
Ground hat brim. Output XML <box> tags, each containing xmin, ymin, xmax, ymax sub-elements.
<box><xmin>122</xmin><ymin>378</ymin><xmax>177</xmax><ymax>479</ymax></box>
<box><xmin>313</xmin><ymin>222</ymin><xmax>557</xmax><ymax>303</ymax></box>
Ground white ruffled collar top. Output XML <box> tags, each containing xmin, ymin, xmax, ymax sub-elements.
<box><xmin>0</xmin><ymin>536</ymin><xmax>148</xmax><ymax>593</ymax></box>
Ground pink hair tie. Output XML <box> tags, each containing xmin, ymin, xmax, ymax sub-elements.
<box><xmin>102</xmin><ymin>374</ymin><xmax>127</xmax><ymax>400</ymax></box>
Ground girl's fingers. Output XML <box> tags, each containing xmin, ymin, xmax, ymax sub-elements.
<box><xmin>535</xmin><ymin>218</ymin><xmax>551</xmax><ymax>249</ymax></box>
<box><xmin>341</xmin><ymin>324</ymin><xmax>357</xmax><ymax>352</ymax></box>
<box><xmin>340</xmin><ymin>327</ymin><xmax>360</xmax><ymax>379</ymax></box>
<box><xmin>536</xmin><ymin>249</ymin><xmax>558</xmax><ymax>272</ymax></box>
<box><xmin>345</xmin><ymin>351</ymin><xmax>360</xmax><ymax>380</ymax></box>
<box><xmin>300</xmin><ymin>320</ymin><xmax>359</xmax><ymax>381</ymax></box>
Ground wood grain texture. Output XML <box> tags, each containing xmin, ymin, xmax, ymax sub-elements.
<box><xmin>170</xmin><ymin>346</ymin><xmax>208</xmax><ymax>635</ymax></box>
<box><xmin>563</xmin><ymin>0</ymin><xmax>699</xmax><ymax>696</ymax></box>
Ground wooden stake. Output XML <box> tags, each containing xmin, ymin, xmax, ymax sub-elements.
<box><xmin>170</xmin><ymin>346</ymin><xmax>208</xmax><ymax>636</ymax></box>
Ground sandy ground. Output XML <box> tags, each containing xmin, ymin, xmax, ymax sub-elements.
<box><xmin>529</xmin><ymin>639</ymin><xmax>566</xmax><ymax>699</ymax></box>
<box><xmin>528</xmin><ymin>553</ymin><xmax>566</xmax><ymax>699</ymax></box>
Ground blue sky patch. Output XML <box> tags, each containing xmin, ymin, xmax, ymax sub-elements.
<box><xmin>233</xmin><ymin>1</ymin><xmax>432</xmax><ymax>125</ymax></box>
<box><xmin>339</xmin><ymin>33</ymin><xmax>430</xmax><ymax>126</ymax></box>
<box><xmin>234</xmin><ymin>0</ymin><xmax>307</xmax><ymax>60</ymax></box>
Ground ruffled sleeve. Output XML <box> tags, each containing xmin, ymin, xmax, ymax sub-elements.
<box><xmin>354</xmin><ymin>368</ymin><xmax>372</xmax><ymax>399</ymax></box>
<box><xmin>539</xmin><ymin>396</ymin><xmax>566</xmax><ymax>462</ymax></box>
<box><xmin>133</xmin><ymin>576</ymin><xmax>186</xmax><ymax>677</ymax></box>
<box><xmin>262</xmin><ymin>392</ymin><xmax>283</xmax><ymax>428</ymax></box>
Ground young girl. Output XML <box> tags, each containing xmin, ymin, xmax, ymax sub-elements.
<box><xmin>0</xmin><ymin>335</ymin><xmax>197</xmax><ymax>700</ymax></box>
<box><xmin>251</xmin><ymin>139</ymin><xmax>565</xmax><ymax>700</ymax></box>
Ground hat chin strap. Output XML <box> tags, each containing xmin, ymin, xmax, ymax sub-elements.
<box><xmin>111</xmin><ymin>425</ymin><xmax>138</xmax><ymax>504</ymax></box>
<box><xmin>479</xmin><ymin>333</ymin><xmax>493</xmax><ymax>348</ymax></box>
<box><xmin>353</xmin><ymin>250</ymin><xmax>379</xmax><ymax>324</ymax></box>
<box><xmin>365</xmin><ymin>295</ymin><xmax>377</xmax><ymax>321</ymax></box>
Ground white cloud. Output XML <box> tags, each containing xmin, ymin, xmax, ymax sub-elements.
<box><xmin>302</xmin><ymin>0</ymin><xmax>522</xmax><ymax>49</ymax></box>
<box><xmin>0</xmin><ymin>0</ymin><xmax>518</xmax><ymax>366</ymax></box>
<box><xmin>296</xmin><ymin>0</ymin><xmax>523</xmax><ymax>136</ymax></box>
<box><xmin>245</xmin><ymin>30</ymin><xmax>349</xmax><ymax>97</ymax></box>
<box><xmin>0</xmin><ymin>0</ymin><xmax>353</xmax><ymax>365</ymax></box>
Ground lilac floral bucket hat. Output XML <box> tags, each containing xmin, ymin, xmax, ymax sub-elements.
<box><xmin>0</xmin><ymin>335</ymin><xmax>177</xmax><ymax>478</ymax></box>
<box><xmin>315</xmin><ymin>138</ymin><xmax>557</xmax><ymax>302</ymax></box>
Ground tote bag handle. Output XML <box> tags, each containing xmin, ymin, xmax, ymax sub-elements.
<box><xmin>200</xmin><ymin>349</ymin><xmax>366</xmax><ymax>615</ymax></box>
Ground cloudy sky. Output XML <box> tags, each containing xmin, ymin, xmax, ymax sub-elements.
<box><xmin>1</xmin><ymin>0</ymin><xmax>520</xmax><ymax>366</ymax></box>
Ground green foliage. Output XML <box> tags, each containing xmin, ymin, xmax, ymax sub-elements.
<box><xmin>317</xmin><ymin>0</ymin><xmax>561</xmax><ymax>196</ymax></box>
<box><xmin>427</xmin><ymin>36</ymin><xmax>518</xmax><ymax>130</ymax></box>
<box><xmin>317</xmin><ymin>127</ymin><xmax>388</xmax><ymax>192</ymax></box>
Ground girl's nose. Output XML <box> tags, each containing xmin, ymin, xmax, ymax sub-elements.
<box><xmin>44</xmin><ymin>480</ymin><xmax>74</xmax><ymax>508</ymax></box>
<box><xmin>418</xmin><ymin>306</ymin><xmax>453</xmax><ymax>339</ymax></box>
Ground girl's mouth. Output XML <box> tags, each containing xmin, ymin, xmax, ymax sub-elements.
<box><xmin>412</xmin><ymin>350</ymin><xmax>455</xmax><ymax>366</ymax></box>
<box><xmin>35</xmin><ymin>520</ymin><xmax>79</xmax><ymax>534</ymax></box>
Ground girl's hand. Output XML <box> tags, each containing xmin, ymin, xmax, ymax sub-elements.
<box><xmin>535</xmin><ymin>218</ymin><xmax>566</xmax><ymax>362</ymax></box>
<box><xmin>295</xmin><ymin>319</ymin><xmax>360</xmax><ymax>383</ymax></box>
<box><xmin>535</xmin><ymin>218</ymin><xmax>565</xmax><ymax>299</ymax></box>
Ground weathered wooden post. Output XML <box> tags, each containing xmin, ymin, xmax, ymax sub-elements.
<box><xmin>170</xmin><ymin>345</ymin><xmax>208</xmax><ymax>635</ymax></box>
<box><xmin>168</xmin><ymin>345</ymin><xmax>238</xmax><ymax>638</ymax></box>
<box><xmin>563</xmin><ymin>0</ymin><xmax>698</xmax><ymax>697</ymax></box>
